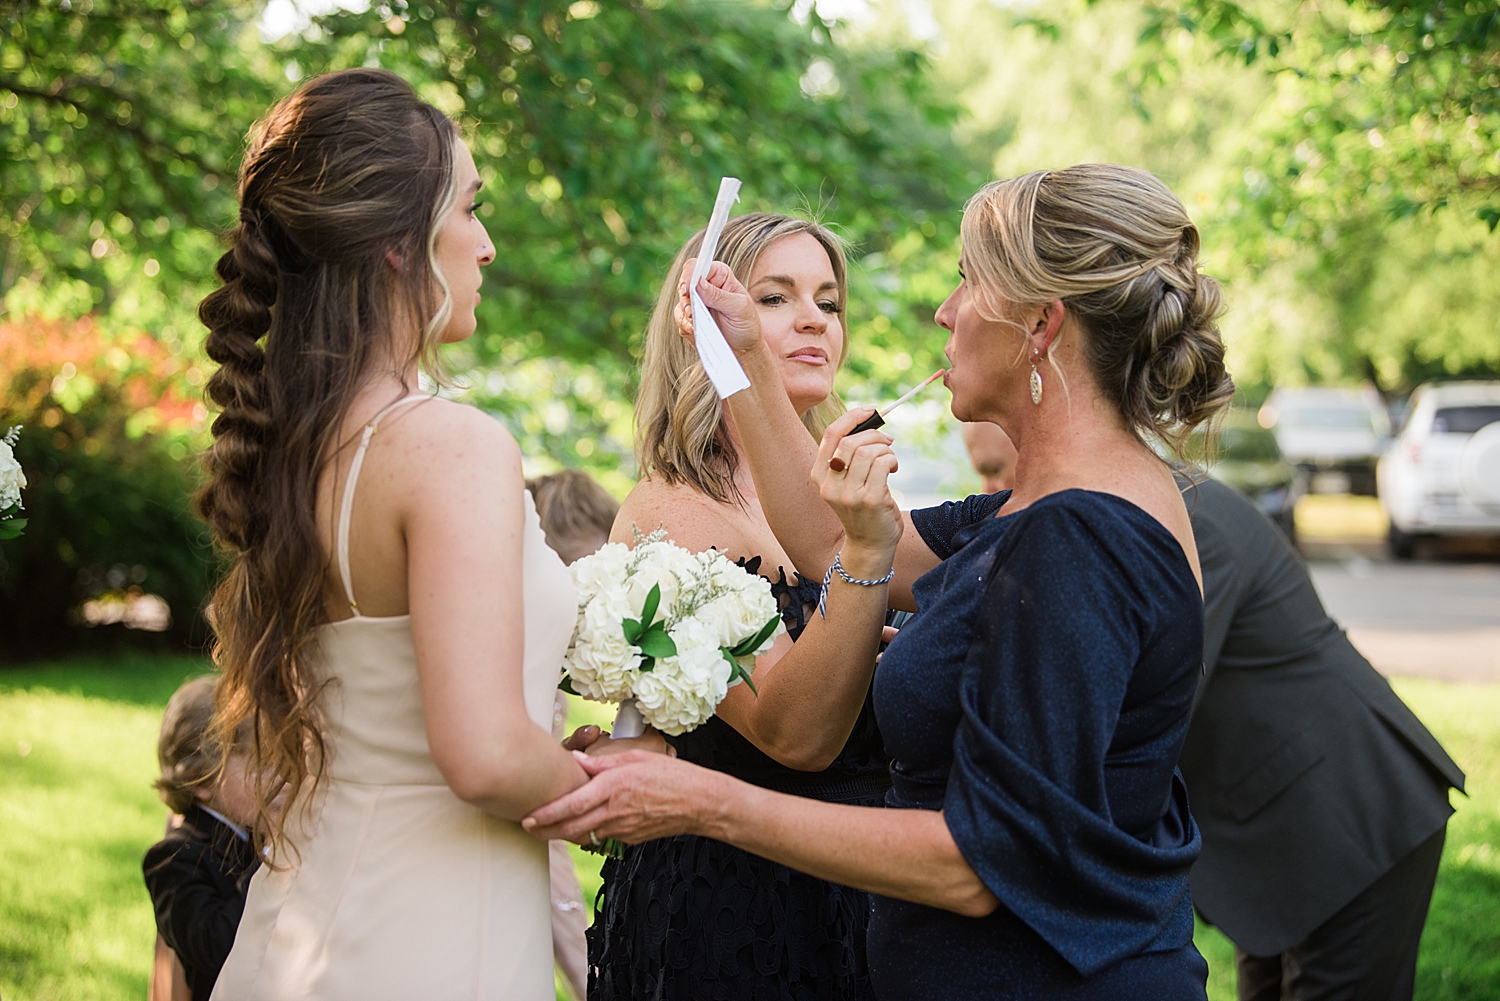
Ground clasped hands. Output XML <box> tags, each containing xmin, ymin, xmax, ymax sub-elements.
<box><xmin>523</xmin><ymin>728</ymin><xmax>708</xmax><ymax>846</ymax></box>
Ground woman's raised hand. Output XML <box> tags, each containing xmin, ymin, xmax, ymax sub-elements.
<box><xmin>814</xmin><ymin>407</ymin><xmax>904</xmax><ymax>570</ymax></box>
<box><xmin>674</xmin><ymin>258</ymin><xmax>762</xmax><ymax>356</ymax></box>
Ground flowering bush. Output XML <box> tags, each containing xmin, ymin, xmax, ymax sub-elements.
<box><xmin>0</xmin><ymin>315</ymin><xmax>213</xmax><ymax>658</ymax></box>
<box><xmin>562</xmin><ymin>529</ymin><xmax>784</xmax><ymax>736</ymax></box>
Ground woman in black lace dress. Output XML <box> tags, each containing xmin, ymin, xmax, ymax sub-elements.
<box><xmin>578</xmin><ymin>213</ymin><xmax>890</xmax><ymax>1000</ymax></box>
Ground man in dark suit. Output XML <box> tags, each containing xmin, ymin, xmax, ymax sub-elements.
<box><xmin>1180</xmin><ymin>474</ymin><xmax>1465</xmax><ymax>1001</ymax></box>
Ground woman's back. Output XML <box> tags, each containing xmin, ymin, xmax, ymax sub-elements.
<box><xmin>199</xmin><ymin>68</ymin><xmax>589</xmax><ymax>1000</ymax></box>
<box><xmin>213</xmin><ymin>394</ymin><xmax>577</xmax><ymax>1000</ymax></box>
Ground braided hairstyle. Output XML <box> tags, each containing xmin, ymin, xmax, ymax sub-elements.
<box><xmin>195</xmin><ymin>68</ymin><xmax>461</xmax><ymax>862</ymax></box>
<box><xmin>960</xmin><ymin>164</ymin><xmax>1234</xmax><ymax>452</ymax></box>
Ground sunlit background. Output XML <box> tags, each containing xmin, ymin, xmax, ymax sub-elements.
<box><xmin>2</xmin><ymin>1</ymin><xmax>1498</xmax><ymax>997</ymax></box>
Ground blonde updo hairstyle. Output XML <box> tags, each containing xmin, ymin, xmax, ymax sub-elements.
<box><xmin>961</xmin><ymin>164</ymin><xmax>1234</xmax><ymax>452</ymax></box>
<box><xmin>636</xmin><ymin>213</ymin><xmax>850</xmax><ymax>505</ymax></box>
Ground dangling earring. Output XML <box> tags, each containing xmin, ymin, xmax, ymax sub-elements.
<box><xmin>1029</xmin><ymin>354</ymin><xmax>1044</xmax><ymax>405</ymax></box>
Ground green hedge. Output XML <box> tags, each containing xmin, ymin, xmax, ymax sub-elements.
<box><xmin>0</xmin><ymin>378</ymin><xmax>215</xmax><ymax>661</ymax></box>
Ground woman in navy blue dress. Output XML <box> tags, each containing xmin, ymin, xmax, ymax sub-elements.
<box><xmin>528</xmin><ymin>164</ymin><xmax>1234</xmax><ymax>999</ymax></box>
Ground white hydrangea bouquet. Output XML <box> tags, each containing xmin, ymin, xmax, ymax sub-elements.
<box><xmin>0</xmin><ymin>427</ymin><xmax>26</xmax><ymax>540</ymax></box>
<box><xmin>560</xmin><ymin>527</ymin><xmax>784</xmax><ymax>740</ymax></box>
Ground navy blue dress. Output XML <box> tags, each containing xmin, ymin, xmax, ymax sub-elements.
<box><xmin>589</xmin><ymin>559</ymin><xmax>888</xmax><ymax>1001</ymax></box>
<box><xmin>871</xmin><ymin>490</ymin><xmax>1209</xmax><ymax>1000</ymax></box>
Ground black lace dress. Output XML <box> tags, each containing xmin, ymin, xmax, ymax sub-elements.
<box><xmin>588</xmin><ymin>558</ymin><xmax>890</xmax><ymax>1001</ymax></box>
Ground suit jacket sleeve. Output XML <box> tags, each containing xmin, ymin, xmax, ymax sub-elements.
<box><xmin>142</xmin><ymin>837</ymin><xmax>248</xmax><ymax>987</ymax></box>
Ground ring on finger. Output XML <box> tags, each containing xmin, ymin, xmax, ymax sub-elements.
<box><xmin>829</xmin><ymin>456</ymin><xmax>847</xmax><ymax>473</ymax></box>
<box><xmin>589</xmin><ymin>830</ymin><xmax>601</xmax><ymax>847</ymax></box>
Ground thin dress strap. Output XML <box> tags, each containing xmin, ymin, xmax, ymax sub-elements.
<box><xmin>336</xmin><ymin>394</ymin><xmax>430</xmax><ymax>617</ymax></box>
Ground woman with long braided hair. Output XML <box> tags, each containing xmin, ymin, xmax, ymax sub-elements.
<box><xmin>198</xmin><ymin>69</ymin><xmax>593</xmax><ymax>999</ymax></box>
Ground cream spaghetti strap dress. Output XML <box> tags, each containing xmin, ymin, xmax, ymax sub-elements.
<box><xmin>212</xmin><ymin>396</ymin><xmax>577</xmax><ymax>1000</ymax></box>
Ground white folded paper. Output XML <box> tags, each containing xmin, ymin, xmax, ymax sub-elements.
<box><xmin>689</xmin><ymin>177</ymin><xmax>752</xmax><ymax>399</ymax></box>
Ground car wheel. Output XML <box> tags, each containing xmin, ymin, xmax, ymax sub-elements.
<box><xmin>1388</xmin><ymin>523</ymin><xmax>1417</xmax><ymax>560</ymax></box>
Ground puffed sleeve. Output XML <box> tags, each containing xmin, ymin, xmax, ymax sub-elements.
<box><xmin>910</xmin><ymin>492</ymin><xmax>1009</xmax><ymax>560</ymax></box>
<box><xmin>941</xmin><ymin>499</ymin><xmax>1200</xmax><ymax>976</ymax></box>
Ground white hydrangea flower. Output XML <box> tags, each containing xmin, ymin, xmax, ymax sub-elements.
<box><xmin>624</xmin><ymin>559</ymin><xmax>683</xmax><ymax>620</ymax></box>
<box><xmin>564</xmin><ymin>632</ymin><xmax>640</xmax><ymax>703</ymax></box>
<box><xmin>571</xmin><ymin>542</ymin><xmax>631</xmax><ymax>602</ymax></box>
<box><xmin>699</xmin><ymin>558</ymin><xmax>783</xmax><ymax>651</ymax></box>
<box><xmin>668</xmin><ymin>617</ymin><xmax>732</xmax><ymax>687</ymax></box>
<box><xmin>634</xmin><ymin>619</ymin><xmax>732</xmax><ymax>735</ymax></box>
<box><xmin>562</xmin><ymin>529</ymin><xmax>788</xmax><ymax>732</ymax></box>
<box><xmin>564</xmin><ymin>584</ymin><xmax>640</xmax><ymax>702</ymax></box>
<box><xmin>0</xmin><ymin>435</ymin><xmax>24</xmax><ymax>512</ymax></box>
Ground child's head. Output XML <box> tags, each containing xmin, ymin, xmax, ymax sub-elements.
<box><xmin>156</xmin><ymin>676</ymin><xmax>256</xmax><ymax>826</ymax></box>
<box><xmin>527</xmin><ymin>470</ymin><xmax>620</xmax><ymax>565</ymax></box>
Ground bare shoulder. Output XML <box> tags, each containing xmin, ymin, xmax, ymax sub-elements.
<box><xmin>379</xmin><ymin>397</ymin><xmax>516</xmax><ymax>457</ymax></box>
<box><xmin>613</xmin><ymin>476</ymin><xmax>756</xmax><ymax>557</ymax></box>
<box><xmin>376</xmin><ymin>398</ymin><xmax>522</xmax><ymax>498</ymax></box>
<box><xmin>1120</xmin><ymin>466</ymin><xmax>1202</xmax><ymax>584</ymax></box>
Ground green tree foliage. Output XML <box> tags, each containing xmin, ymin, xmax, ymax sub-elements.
<box><xmin>286</xmin><ymin>0</ymin><xmax>973</xmax><ymax>366</ymax></box>
<box><xmin>1132</xmin><ymin>0</ymin><xmax>1500</xmax><ymax>393</ymax></box>
<box><xmin>4</xmin><ymin>0</ymin><xmax>978</xmax><ymax>478</ymax></box>
<box><xmin>287</xmin><ymin>0</ymin><xmax>979</xmax><ymax>472</ymax></box>
<box><xmin>0</xmin><ymin>315</ymin><xmax>213</xmax><ymax>658</ymax></box>
<box><xmin>1142</xmin><ymin>0</ymin><xmax>1500</xmax><ymax>225</ymax></box>
<box><xmin>1</xmin><ymin>0</ymin><xmax>979</xmax><ymax>649</ymax></box>
<box><xmin>0</xmin><ymin>0</ymin><xmax>280</xmax><ymax>338</ymax></box>
<box><xmin>0</xmin><ymin>388</ymin><xmax>213</xmax><ymax>660</ymax></box>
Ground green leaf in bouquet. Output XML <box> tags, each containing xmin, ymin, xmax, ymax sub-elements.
<box><xmin>0</xmin><ymin>504</ymin><xmax>17</xmax><ymax>519</ymax></box>
<box><xmin>621</xmin><ymin>583</ymin><xmax>665</xmax><ymax>647</ymax></box>
<box><xmin>636</xmin><ymin>627</ymin><xmax>678</xmax><ymax>660</ymax></box>
<box><xmin>0</xmin><ymin>519</ymin><xmax>26</xmax><ymax>540</ymax></box>
<box><xmin>721</xmin><ymin>649</ymin><xmax>760</xmax><ymax>696</ymax></box>
<box><xmin>728</xmin><ymin>614</ymin><xmax>783</xmax><ymax>658</ymax></box>
<box><xmin>639</xmin><ymin>582</ymin><xmax>662</xmax><ymax>631</ymax></box>
<box><xmin>557</xmin><ymin>674</ymin><xmax>580</xmax><ymax>696</ymax></box>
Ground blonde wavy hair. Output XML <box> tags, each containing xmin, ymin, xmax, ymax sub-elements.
<box><xmin>961</xmin><ymin>163</ymin><xmax>1234</xmax><ymax>453</ymax></box>
<box><xmin>635</xmin><ymin>213</ymin><xmax>850</xmax><ymax>504</ymax></box>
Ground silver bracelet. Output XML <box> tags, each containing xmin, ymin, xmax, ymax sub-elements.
<box><xmin>818</xmin><ymin>551</ymin><xmax>896</xmax><ymax>619</ymax></box>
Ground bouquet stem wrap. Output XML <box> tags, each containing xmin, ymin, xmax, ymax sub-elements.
<box><xmin>611</xmin><ymin>699</ymin><xmax>646</xmax><ymax>740</ymax></box>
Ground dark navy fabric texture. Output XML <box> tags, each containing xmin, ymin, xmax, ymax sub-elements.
<box><xmin>869</xmin><ymin>490</ymin><xmax>1208</xmax><ymax>999</ymax></box>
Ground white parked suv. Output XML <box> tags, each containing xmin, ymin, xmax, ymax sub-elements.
<box><xmin>1378</xmin><ymin>381</ymin><xmax>1500</xmax><ymax>558</ymax></box>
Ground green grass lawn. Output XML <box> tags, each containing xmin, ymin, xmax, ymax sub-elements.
<box><xmin>2</xmin><ymin>658</ymin><xmax>1496</xmax><ymax>1000</ymax></box>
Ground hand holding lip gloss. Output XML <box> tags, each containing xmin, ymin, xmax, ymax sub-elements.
<box><xmin>828</xmin><ymin>369</ymin><xmax>947</xmax><ymax>472</ymax></box>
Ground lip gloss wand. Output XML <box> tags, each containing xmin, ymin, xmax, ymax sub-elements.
<box><xmin>829</xmin><ymin>368</ymin><xmax>947</xmax><ymax>472</ymax></box>
<box><xmin>850</xmin><ymin>367</ymin><xmax>947</xmax><ymax>434</ymax></box>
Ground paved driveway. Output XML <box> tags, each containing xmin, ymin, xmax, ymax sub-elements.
<box><xmin>1309</xmin><ymin>549</ymin><xmax>1500</xmax><ymax>683</ymax></box>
